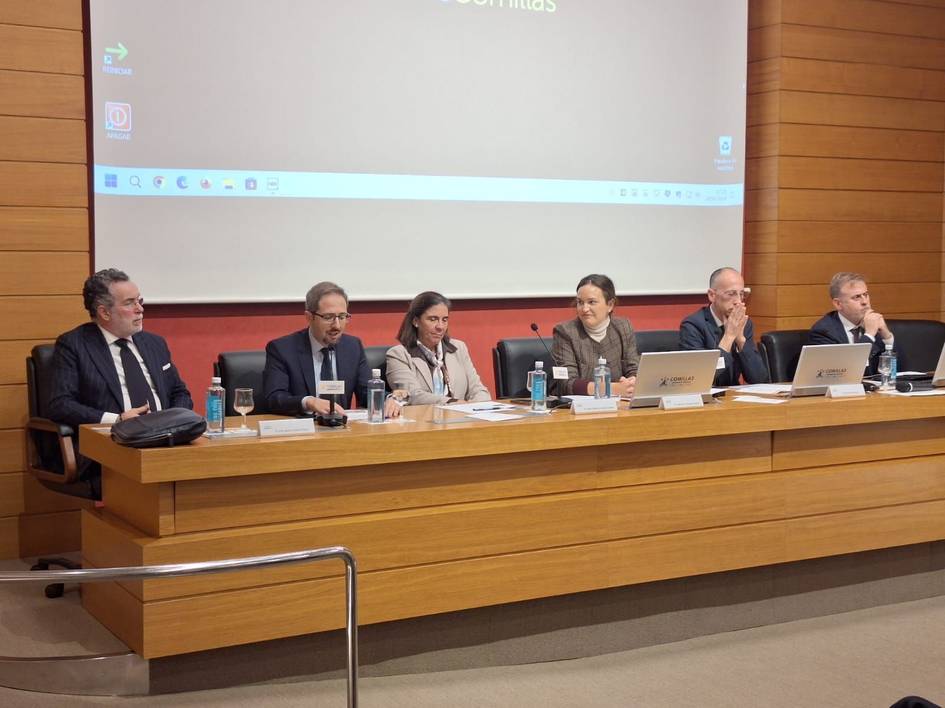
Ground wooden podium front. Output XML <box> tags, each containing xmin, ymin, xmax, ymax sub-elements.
<box><xmin>79</xmin><ymin>396</ymin><xmax>945</xmax><ymax>658</ymax></box>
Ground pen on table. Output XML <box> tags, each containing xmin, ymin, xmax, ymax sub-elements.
<box><xmin>472</xmin><ymin>405</ymin><xmax>503</xmax><ymax>411</ymax></box>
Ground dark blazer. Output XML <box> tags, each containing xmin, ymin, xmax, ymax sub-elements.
<box><xmin>551</xmin><ymin>316</ymin><xmax>639</xmax><ymax>396</ymax></box>
<box><xmin>48</xmin><ymin>322</ymin><xmax>192</xmax><ymax>429</ymax></box>
<box><xmin>679</xmin><ymin>306</ymin><xmax>769</xmax><ymax>386</ymax></box>
<box><xmin>263</xmin><ymin>329</ymin><xmax>370</xmax><ymax>415</ymax></box>
<box><xmin>809</xmin><ymin>310</ymin><xmax>890</xmax><ymax>375</ymax></box>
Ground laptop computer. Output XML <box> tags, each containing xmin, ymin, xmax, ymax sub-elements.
<box><xmin>790</xmin><ymin>343</ymin><xmax>872</xmax><ymax>397</ymax></box>
<box><xmin>629</xmin><ymin>349</ymin><xmax>721</xmax><ymax>408</ymax></box>
<box><xmin>932</xmin><ymin>343</ymin><xmax>945</xmax><ymax>387</ymax></box>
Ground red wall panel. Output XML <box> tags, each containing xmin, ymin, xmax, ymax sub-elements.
<box><xmin>146</xmin><ymin>295</ymin><xmax>704</xmax><ymax>412</ymax></box>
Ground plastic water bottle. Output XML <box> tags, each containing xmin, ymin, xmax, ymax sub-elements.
<box><xmin>594</xmin><ymin>357</ymin><xmax>611</xmax><ymax>399</ymax></box>
<box><xmin>530</xmin><ymin>361</ymin><xmax>547</xmax><ymax>412</ymax></box>
<box><xmin>206</xmin><ymin>376</ymin><xmax>225</xmax><ymax>433</ymax></box>
<box><xmin>367</xmin><ymin>368</ymin><xmax>385</xmax><ymax>423</ymax></box>
<box><xmin>879</xmin><ymin>344</ymin><xmax>897</xmax><ymax>389</ymax></box>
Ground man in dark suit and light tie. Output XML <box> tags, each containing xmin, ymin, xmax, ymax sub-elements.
<box><xmin>809</xmin><ymin>272</ymin><xmax>894</xmax><ymax>376</ymax></box>
<box><xmin>48</xmin><ymin>268</ymin><xmax>193</xmax><ymax>497</ymax></box>
<box><xmin>263</xmin><ymin>281</ymin><xmax>400</xmax><ymax>417</ymax></box>
<box><xmin>679</xmin><ymin>267</ymin><xmax>769</xmax><ymax>386</ymax></box>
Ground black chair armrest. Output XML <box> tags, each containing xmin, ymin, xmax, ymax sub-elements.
<box><xmin>25</xmin><ymin>417</ymin><xmax>78</xmax><ymax>483</ymax></box>
<box><xmin>27</xmin><ymin>417</ymin><xmax>74</xmax><ymax>438</ymax></box>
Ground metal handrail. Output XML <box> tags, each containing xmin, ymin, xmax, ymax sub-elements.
<box><xmin>0</xmin><ymin>547</ymin><xmax>359</xmax><ymax>707</ymax></box>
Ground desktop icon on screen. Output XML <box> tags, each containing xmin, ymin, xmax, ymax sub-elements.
<box><xmin>105</xmin><ymin>102</ymin><xmax>132</xmax><ymax>132</ymax></box>
<box><xmin>176</xmin><ymin>176</ymin><xmax>189</xmax><ymax>189</ymax></box>
<box><xmin>222</xmin><ymin>178</ymin><xmax>235</xmax><ymax>190</ymax></box>
<box><xmin>718</xmin><ymin>135</ymin><xmax>733</xmax><ymax>155</ymax></box>
<box><xmin>245</xmin><ymin>178</ymin><xmax>257</xmax><ymax>190</ymax></box>
<box><xmin>153</xmin><ymin>176</ymin><xmax>166</xmax><ymax>188</ymax></box>
<box><xmin>200</xmin><ymin>178</ymin><xmax>213</xmax><ymax>190</ymax></box>
<box><xmin>104</xmin><ymin>173</ymin><xmax>118</xmax><ymax>188</ymax></box>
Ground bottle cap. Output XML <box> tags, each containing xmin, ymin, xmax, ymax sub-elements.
<box><xmin>885</xmin><ymin>344</ymin><xmax>893</xmax><ymax>351</ymax></box>
<box><xmin>535</xmin><ymin>361</ymin><xmax>543</xmax><ymax>368</ymax></box>
<box><xmin>598</xmin><ymin>357</ymin><xmax>606</xmax><ymax>365</ymax></box>
<box><xmin>372</xmin><ymin>368</ymin><xmax>381</xmax><ymax>378</ymax></box>
<box><xmin>211</xmin><ymin>376</ymin><xmax>222</xmax><ymax>384</ymax></box>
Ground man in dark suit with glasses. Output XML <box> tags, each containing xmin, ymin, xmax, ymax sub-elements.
<box><xmin>263</xmin><ymin>281</ymin><xmax>399</xmax><ymax>417</ymax></box>
<box><xmin>679</xmin><ymin>266</ymin><xmax>769</xmax><ymax>387</ymax></box>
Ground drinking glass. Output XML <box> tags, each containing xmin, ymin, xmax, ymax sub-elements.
<box><xmin>877</xmin><ymin>357</ymin><xmax>892</xmax><ymax>390</ymax></box>
<box><xmin>233</xmin><ymin>388</ymin><xmax>254</xmax><ymax>429</ymax></box>
<box><xmin>390</xmin><ymin>389</ymin><xmax>410</xmax><ymax>423</ymax></box>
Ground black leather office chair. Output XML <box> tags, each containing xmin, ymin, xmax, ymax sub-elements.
<box><xmin>886</xmin><ymin>319</ymin><xmax>945</xmax><ymax>372</ymax></box>
<box><xmin>25</xmin><ymin>344</ymin><xmax>96</xmax><ymax>597</ymax></box>
<box><xmin>636</xmin><ymin>330</ymin><xmax>680</xmax><ymax>354</ymax></box>
<box><xmin>363</xmin><ymin>345</ymin><xmax>391</xmax><ymax>386</ymax></box>
<box><xmin>759</xmin><ymin>330</ymin><xmax>810</xmax><ymax>383</ymax></box>
<box><xmin>217</xmin><ymin>350</ymin><xmax>269</xmax><ymax>416</ymax></box>
<box><xmin>493</xmin><ymin>338</ymin><xmax>549</xmax><ymax>398</ymax></box>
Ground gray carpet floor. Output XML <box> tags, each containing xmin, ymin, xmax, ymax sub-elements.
<box><xmin>2</xmin><ymin>593</ymin><xmax>944</xmax><ymax>707</ymax></box>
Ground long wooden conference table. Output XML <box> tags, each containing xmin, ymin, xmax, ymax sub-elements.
<box><xmin>79</xmin><ymin>393</ymin><xmax>945</xmax><ymax>658</ymax></box>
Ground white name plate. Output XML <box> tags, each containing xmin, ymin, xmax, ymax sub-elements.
<box><xmin>318</xmin><ymin>380</ymin><xmax>345</xmax><ymax>395</ymax></box>
<box><xmin>552</xmin><ymin>366</ymin><xmax>569</xmax><ymax>380</ymax></box>
<box><xmin>659</xmin><ymin>394</ymin><xmax>704</xmax><ymax>410</ymax></box>
<box><xmin>258</xmin><ymin>418</ymin><xmax>317</xmax><ymax>438</ymax></box>
<box><xmin>826</xmin><ymin>383</ymin><xmax>866</xmax><ymax>398</ymax></box>
<box><xmin>571</xmin><ymin>397</ymin><xmax>619</xmax><ymax>415</ymax></box>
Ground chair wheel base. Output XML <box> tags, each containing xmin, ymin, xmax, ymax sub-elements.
<box><xmin>44</xmin><ymin>583</ymin><xmax>65</xmax><ymax>599</ymax></box>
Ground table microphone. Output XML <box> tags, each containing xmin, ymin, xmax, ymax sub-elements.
<box><xmin>315</xmin><ymin>347</ymin><xmax>348</xmax><ymax>427</ymax></box>
<box><xmin>530</xmin><ymin>323</ymin><xmax>557</xmax><ymax>365</ymax></box>
<box><xmin>527</xmin><ymin>323</ymin><xmax>570</xmax><ymax>409</ymax></box>
<box><xmin>896</xmin><ymin>380</ymin><xmax>935</xmax><ymax>393</ymax></box>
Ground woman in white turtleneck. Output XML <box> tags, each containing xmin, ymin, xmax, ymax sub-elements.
<box><xmin>551</xmin><ymin>274</ymin><xmax>640</xmax><ymax>397</ymax></box>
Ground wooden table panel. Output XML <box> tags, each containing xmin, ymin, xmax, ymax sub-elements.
<box><xmin>773</xmin><ymin>417</ymin><xmax>945</xmax><ymax>469</ymax></box>
<box><xmin>173</xmin><ymin>446</ymin><xmax>597</xmax><ymax>534</ymax></box>
<box><xmin>79</xmin><ymin>396</ymin><xmax>945</xmax><ymax>657</ymax></box>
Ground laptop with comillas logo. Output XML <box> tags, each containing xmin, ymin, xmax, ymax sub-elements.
<box><xmin>629</xmin><ymin>349</ymin><xmax>720</xmax><ymax>408</ymax></box>
<box><xmin>790</xmin><ymin>343</ymin><xmax>872</xmax><ymax>397</ymax></box>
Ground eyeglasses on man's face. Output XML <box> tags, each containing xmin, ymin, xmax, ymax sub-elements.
<box><xmin>311</xmin><ymin>312</ymin><xmax>352</xmax><ymax>323</ymax></box>
<box><xmin>713</xmin><ymin>289</ymin><xmax>749</xmax><ymax>301</ymax></box>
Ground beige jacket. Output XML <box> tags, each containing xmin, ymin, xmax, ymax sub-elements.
<box><xmin>386</xmin><ymin>339</ymin><xmax>491</xmax><ymax>405</ymax></box>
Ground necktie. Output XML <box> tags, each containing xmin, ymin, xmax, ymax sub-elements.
<box><xmin>115</xmin><ymin>339</ymin><xmax>156</xmax><ymax>412</ymax></box>
<box><xmin>850</xmin><ymin>326</ymin><xmax>864</xmax><ymax>343</ymax></box>
<box><xmin>319</xmin><ymin>347</ymin><xmax>334</xmax><ymax>400</ymax></box>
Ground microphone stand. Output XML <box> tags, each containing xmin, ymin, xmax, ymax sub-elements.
<box><xmin>525</xmin><ymin>323</ymin><xmax>569</xmax><ymax>409</ymax></box>
<box><xmin>315</xmin><ymin>348</ymin><xmax>348</xmax><ymax>427</ymax></box>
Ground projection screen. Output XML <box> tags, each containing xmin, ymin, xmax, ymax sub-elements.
<box><xmin>89</xmin><ymin>0</ymin><xmax>748</xmax><ymax>302</ymax></box>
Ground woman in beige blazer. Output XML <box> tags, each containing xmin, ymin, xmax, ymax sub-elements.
<box><xmin>386</xmin><ymin>291</ymin><xmax>491</xmax><ymax>405</ymax></box>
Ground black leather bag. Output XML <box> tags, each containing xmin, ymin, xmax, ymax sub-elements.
<box><xmin>110</xmin><ymin>407</ymin><xmax>207</xmax><ymax>448</ymax></box>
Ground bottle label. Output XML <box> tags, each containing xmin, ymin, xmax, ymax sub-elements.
<box><xmin>206</xmin><ymin>395</ymin><xmax>223</xmax><ymax>421</ymax></box>
<box><xmin>532</xmin><ymin>377</ymin><xmax>545</xmax><ymax>401</ymax></box>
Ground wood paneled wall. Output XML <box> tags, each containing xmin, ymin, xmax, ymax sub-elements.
<box><xmin>744</xmin><ymin>0</ymin><xmax>945</xmax><ymax>333</ymax></box>
<box><xmin>1</xmin><ymin>0</ymin><xmax>944</xmax><ymax>558</ymax></box>
<box><xmin>0</xmin><ymin>1</ymin><xmax>88</xmax><ymax>558</ymax></box>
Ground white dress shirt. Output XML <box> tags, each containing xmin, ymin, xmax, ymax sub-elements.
<box><xmin>98</xmin><ymin>325</ymin><xmax>163</xmax><ymax>424</ymax></box>
<box><xmin>837</xmin><ymin>313</ymin><xmax>894</xmax><ymax>347</ymax></box>
<box><xmin>300</xmin><ymin>330</ymin><xmax>338</xmax><ymax>411</ymax></box>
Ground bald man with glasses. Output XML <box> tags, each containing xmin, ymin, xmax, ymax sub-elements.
<box><xmin>263</xmin><ymin>281</ymin><xmax>399</xmax><ymax>417</ymax></box>
<box><xmin>679</xmin><ymin>267</ymin><xmax>769</xmax><ymax>386</ymax></box>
